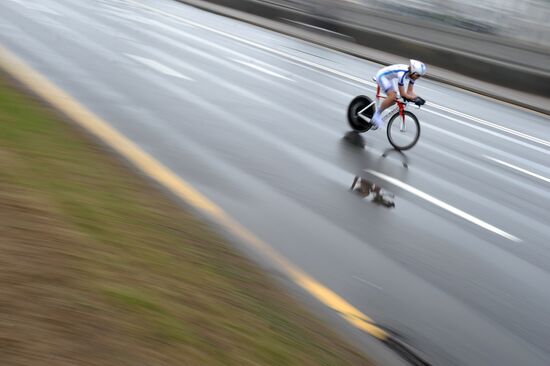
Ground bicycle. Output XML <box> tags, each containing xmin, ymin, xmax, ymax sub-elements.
<box><xmin>347</xmin><ymin>84</ymin><xmax>425</xmax><ymax>151</ymax></box>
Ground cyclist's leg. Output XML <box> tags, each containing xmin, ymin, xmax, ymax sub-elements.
<box><xmin>372</xmin><ymin>77</ymin><xmax>397</xmax><ymax>127</ymax></box>
<box><xmin>376</xmin><ymin>77</ymin><xmax>397</xmax><ymax>113</ymax></box>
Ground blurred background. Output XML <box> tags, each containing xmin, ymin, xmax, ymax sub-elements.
<box><xmin>279</xmin><ymin>0</ymin><xmax>550</xmax><ymax>48</ymax></box>
<box><xmin>211</xmin><ymin>0</ymin><xmax>550</xmax><ymax>96</ymax></box>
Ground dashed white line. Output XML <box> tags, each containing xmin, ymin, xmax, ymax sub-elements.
<box><xmin>426</xmin><ymin>103</ymin><xmax>550</xmax><ymax>148</ymax></box>
<box><xmin>6</xmin><ymin>0</ymin><xmax>61</xmax><ymax>15</ymax></box>
<box><xmin>353</xmin><ymin>276</ymin><xmax>383</xmax><ymax>290</ymax></box>
<box><xmin>233</xmin><ymin>59</ymin><xmax>293</xmax><ymax>81</ymax></box>
<box><xmin>108</xmin><ymin>10</ymin><xmax>158</xmax><ymax>25</ymax></box>
<box><xmin>366</xmin><ymin>170</ymin><xmax>522</xmax><ymax>242</ymax></box>
<box><xmin>126</xmin><ymin>54</ymin><xmax>192</xmax><ymax>80</ymax></box>
<box><xmin>280</xmin><ymin>18</ymin><xmax>353</xmax><ymax>38</ymax></box>
<box><xmin>423</xmin><ymin>108</ymin><xmax>550</xmax><ymax>156</ymax></box>
<box><xmin>485</xmin><ymin>156</ymin><xmax>550</xmax><ymax>184</ymax></box>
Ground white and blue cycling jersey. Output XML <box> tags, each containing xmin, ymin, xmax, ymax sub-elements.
<box><xmin>375</xmin><ymin>64</ymin><xmax>414</xmax><ymax>93</ymax></box>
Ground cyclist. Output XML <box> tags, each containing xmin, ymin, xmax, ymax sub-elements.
<box><xmin>371</xmin><ymin>59</ymin><xmax>426</xmax><ymax>129</ymax></box>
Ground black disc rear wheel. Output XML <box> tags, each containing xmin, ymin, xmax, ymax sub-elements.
<box><xmin>347</xmin><ymin>96</ymin><xmax>375</xmax><ymax>132</ymax></box>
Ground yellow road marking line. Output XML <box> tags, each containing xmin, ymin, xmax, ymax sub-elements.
<box><xmin>0</xmin><ymin>43</ymin><xmax>388</xmax><ymax>341</ymax></box>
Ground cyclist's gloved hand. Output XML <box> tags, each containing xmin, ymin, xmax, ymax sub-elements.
<box><xmin>413</xmin><ymin>97</ymin><xmax>426</xmax><ymax>106</ymax></box>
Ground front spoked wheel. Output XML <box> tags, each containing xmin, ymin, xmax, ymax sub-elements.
<box><xmin>386</xmin><ymin>111</ymin><xmax>420</xmax><ymax>150</ymax></box>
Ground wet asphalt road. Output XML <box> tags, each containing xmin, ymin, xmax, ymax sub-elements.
<box><xmin>1</xmin><ymin>0</ymin><xmax>550</xmax><ymax>364</ymax></box>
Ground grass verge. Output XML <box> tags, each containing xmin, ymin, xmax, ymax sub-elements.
<box><xmin>0</xmin><ymin>75</ymin><xmax>372</xmax><ymax>365</ymax></box>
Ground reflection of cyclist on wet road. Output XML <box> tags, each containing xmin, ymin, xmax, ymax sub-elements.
<box><xmin>350</xmin><ymin>176</ymin><xmax>395</xmax><ymax>208</ymax></box>
<box><xmin>371</xmin><ymin>60</ymin><xmax>426</xmax><ymax>129</ymax></box>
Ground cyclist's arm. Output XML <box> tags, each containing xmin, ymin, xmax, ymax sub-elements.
<box><xmin>406</xmin><ymin>82</ymin><xmax>417</xmax><ymax>99</ymax></box>
<box><xmin>398</xmin><ymin>84</ymin><xmax>416</xmax><ymax>100</ymax></box>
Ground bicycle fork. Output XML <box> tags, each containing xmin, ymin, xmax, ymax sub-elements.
<box><xmin>397</xmin><ymin>102</ymin><xmax>407</xmax><ymax>133</ymax></box>
<box><xmin>383</xmin><ymin>104</ymin><xmax>407</xmax><ymax>132</ymax></box>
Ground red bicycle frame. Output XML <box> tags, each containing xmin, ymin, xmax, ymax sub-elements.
<box><xmin>375</xmin><ymin>85</ymin><xmax>406</xmax><ymax>123</ymax></box>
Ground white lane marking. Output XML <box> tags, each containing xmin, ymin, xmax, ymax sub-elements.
<box><xmin>485</xmin><ymin>156</ymin><xmax>550</xmax><ymax>184</ymax></box>
<box><xmin>126</xmin><ymin>54</ymin><xmax>192</xmax><ymax>80</ymax></box>
<box><xmin>6</xmin><ymin>0</ymin><xmax>61</xmax><ymax>15</ymax></box>
<box><xmin>142</xmin><ymin>12</ymin><xmax>360</xmax><ymax>98</ymax></box>
<box><xmin>422</xmin><ymin>122</ymin><xmax>538</xmax><ymax>163</ymax></box>
<box><xmin>127</xmin><ymin>0</ymin><xmax>550</xmax><ymax>149</ymax></box>
<box><xmin>49</xmin><ymin>1</ymin><xmax>137</xmax><ymax>42</ymax></box>
<box><xmin>132</xmin><ymin>28</ymin><xmax>343</xmax><ymax>137</ymax></box>
<box><xmin>352</xmin><ymin>276</ymin><xmax>383</xmax><ymax>290</ymax></box>
<box><xmin>419</xmin><ymin>141</ymin><xmax>550</xmax><ymax>199</ymax></box>
<box><xmin>115</xmin><ymin>10</ymin><xmax>194</xmax><ymax>28</ymax></box>
<box><xmin>134</xmin><ymin>27</ymin><xmax>344</xmax><ymax>133</ymax></box>
<box><xmin>126</xmin><ymin>0</ymin><xmax>372</xmax><ymax>81</ymax></box>
<box><xmin>427</xmin><ymin>103</ymin><xmax>550</xmax><ymax>148</ymax></box>
<box><xmin>423</xmin><ymin>108</ymin><xmax>550</xmax><ymax>156</ymax></box>
<box><xmin>281</xmin><ymin>18</ymin><xmax>352</xmax><ymax>38</ymax></box>
<box><xmin>118</xmin><ymin>13</ymin><xmax>296</xmax><ymax>86</ymax></box>
<box><xmin>106</xmin><ymin>10</ymin><xmax>158</xmax><ymax>25</ymax></box>
<box><xmin>232</xmin><ymin>59</ymin><xmax>293</xmax><ymax>81</ymax></box>
<box><xmin>4</xmin><ymin>2</ymin><xmax>124</xmax><ymax>62</ymax></box>
<box><xmin>132</xmin><ymin>16</ymin><xmax>350</xmax><ymax>99</ymax></box>
<box><xmin>366</xmin><ymin>170</ymin><xmax>522</xmax><ymax>242</ymax></box>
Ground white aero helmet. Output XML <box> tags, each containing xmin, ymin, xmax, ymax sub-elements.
<box><xmin>410</xmin><ymin>59</ymin><xmax>426</xmax><ymax>76</ymax></box>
